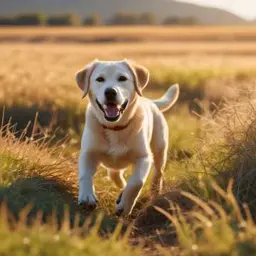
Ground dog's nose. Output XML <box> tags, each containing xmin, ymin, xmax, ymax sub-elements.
<box><xmin>105</xmin><ymin>88</ymin><xmax>117</xmax><ymax>101</ymax></box>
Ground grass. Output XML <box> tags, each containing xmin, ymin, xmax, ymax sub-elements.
<box><xmin>1</xmin><ymin>26</ymin><xmax>256</xmax><ymax>255</ymax></box>
<box><xmin>1</xmin><ymin>41</ymin><xmax>256</xmax><ymax>141</ymax></box>
<box><xmin>137</xmin><ymin>95</ymin><xmax>256</xmax><ymax>255</ymax></box>
<box><xmin>1</xmin><ymin>87</ymin><xmax>256</xmax><ymax>255</ymax></box>
<box><xmin>2</xmin><ymin>26</ymin><xmax>256</xmax><ymax>43</ymax></box>
<box><xmin>156</xmin><ymin>182</ymin><xmax>256</xmax><ymax>256</ymax></box>
<box><xmin>0</xmin><ymin>123</ymin><xmax>79</xmax><ymax>219</ymax></box>
<box><xmin>0</xmin><ymin>209</ymin><xmax>143</xmax><ymax>256</ymax></box>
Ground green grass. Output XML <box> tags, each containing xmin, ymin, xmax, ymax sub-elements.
<box><xmin>0</xmin><ymin>209</ymin><xmax>143</xmax><ymax>256</ymax></box>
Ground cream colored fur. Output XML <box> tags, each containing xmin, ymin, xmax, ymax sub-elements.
<box><xmin>76</xmin><ymin>59</ymin><xmax>179</xmax><ymax>215</ymax></box>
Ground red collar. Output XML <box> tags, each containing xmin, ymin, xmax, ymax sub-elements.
<box><xmin>102</xmin><ymin>119</ymin><xmax>132</xmax><ymax>131</ymax></box>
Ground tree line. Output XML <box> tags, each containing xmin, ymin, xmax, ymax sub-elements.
<box><xmin>0</xmin><ymin>13</ymin><xmax>199</xmax><ymax>26</ymax></box>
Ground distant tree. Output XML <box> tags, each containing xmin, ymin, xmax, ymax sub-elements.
<box><xmin>109</xmin><ymin>12</ymin><xmax>140</xmax><ymax>25</ymax></box>
<box><xmin>83</xmin><ymin>14</ymin><xmax>101</xmax><ymax>26</ymax></box>
<box><xmin>163</xmin><ymin>16</ymin><xmax>179</xmax><ymax>25</ymax></box>
<box><xmin>139</xmin><ymin>12</ymin><xmax>156</xmax><ymax>25</ymax></box>
<box><xmin>109</xmin><ymin>12</ymin><xmax>157</xmax><ymax>25</ymax></box>
<box><xmin>13</xmin><ymin>13</ymin><xmax>46</xmax><ymax>26</ymax></box>
<box><xmin>0</xmin><ymin>16</ymin><xmax>14</xmax><ymax>25</ymax></box>
<box><xmin>47</xmin><ymin>14</ymin><xmax>81</xmax><ymax>26</ymax></box>
<box><xmin>163</xmin><ymin>16</ymin><xmax>199</xmax><ymax>25</ymax></box>
<box><xmin>182</xmin><ymin>17</ymin><xmax>199</xmax><ymax>25</ymax></box>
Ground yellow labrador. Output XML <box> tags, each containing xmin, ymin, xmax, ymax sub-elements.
<box><xmin>76</xmin><ymin>59</ymin><xmax>179</xmax><ymax>216</ymax></box>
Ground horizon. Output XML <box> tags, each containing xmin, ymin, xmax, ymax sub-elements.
<box><xmin>1</xmin><ymin>0</ymin><xmax>256</xmax><ymax>23</ymax></box>
<box><xmin>176</xmin><ymin>0</ymin><xmax>256</xmax><ymax>20</ymax></box>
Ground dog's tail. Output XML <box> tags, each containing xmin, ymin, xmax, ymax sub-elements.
<box><xmin>153</xmin><ymin>84</ymin><xmax>179</xmax><ymax>113</ymax></box>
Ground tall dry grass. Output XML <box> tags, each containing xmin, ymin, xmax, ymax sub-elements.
<box><xmin>199</xmin><ymin>94</ymin><xmax>256</xmax><ymax>211</ymax></box>
<box><xmin>156</xmin><ymin>182</ymin><xmax>256</xmax><ymax>256</ymax></box>
<box><xmin>0</xmin><ymin>118</ymin><xmax>79</xmax><ymax>221</ymax></box>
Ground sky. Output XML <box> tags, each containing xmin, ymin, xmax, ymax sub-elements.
<box><xmin>177</xmin><ymin>0</ymin><xmax>256</xmax><ymax>20</ymax></box>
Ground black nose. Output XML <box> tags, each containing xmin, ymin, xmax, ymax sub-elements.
<box><xmin>105</xmin><ymin>88</ymin><xmax>117</xmax><ymax>101</ymax></box>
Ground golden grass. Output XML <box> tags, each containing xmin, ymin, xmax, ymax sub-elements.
<box><xmin>1</xmin><ymin>29</ymin><xmax>256</xmax><ymax>154</ymax></box>
<box><xmin>2</xmin><ymin>26</ymin><xmax>256</xmax><ymax>42</ymax></box>
<box><xmin>1</xmin><ymin>41</ymin><xmax>256</xmax><ymax>109</ymax></box>
<box><xmin>156</xmin><ymin>182</ymin><xmax>256</xmax><ymax>256</ymax></box>
<box><xmin>1</xmin><ymin>26</ymin><xmax>256</xmax><ymax>111</ymax></box>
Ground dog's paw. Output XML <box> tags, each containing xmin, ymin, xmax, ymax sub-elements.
<box><xmin>78</xmin><ymin>194</ymin><xmax>98</xmax><ymax>210</ymax></box>
<box><xmin>116</xmin><ymin>200</ymin><xmax>133</xmax><ymax>217</ymax></box>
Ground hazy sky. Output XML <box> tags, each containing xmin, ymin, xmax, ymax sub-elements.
<box><xmin>177</xmin><ymin>0</ymin><xmax>256</xmax><ymax>20</ymax></box>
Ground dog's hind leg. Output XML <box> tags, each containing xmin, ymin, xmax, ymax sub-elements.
<box><xmin>108</xmin><ymin>169</ymin><xmax>126</xmax><ymax>189</ymax></box>
<box><xmin>151</xmin><ymin>114</ymin><xmax>169</xmax><ymax>195</ymax></box>
<box><xmin>151</xmin><ymin>147</ymin><xmax>167</xmax><ymax>195</ymax></box>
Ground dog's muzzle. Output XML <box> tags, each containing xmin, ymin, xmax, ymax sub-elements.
<box><xmin>96</xmin><ymin>98</ymin><xmax>128</xmax><ymax>122</ymax></box>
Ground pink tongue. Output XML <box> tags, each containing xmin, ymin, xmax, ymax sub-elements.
<box><xmin>105</xmin><ymin>104</ymin><xmax>119</xmax><ymax>117</ymax></box>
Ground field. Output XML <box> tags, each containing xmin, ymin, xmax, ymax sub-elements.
<box><xmin>1</xmin><ymin>26</ymin><xmax>256</xmax><ymax>255</ymax></box>
<box><xmin>3</xmin><ymin>26</ymin><xmax>256</xmax><ymax>42</ymax></box>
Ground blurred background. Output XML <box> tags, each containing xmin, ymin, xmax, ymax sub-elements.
<box><xmin>1</xmin><ymin>0</ymin><xmax>256</xmax><ymax>25</ymax></box>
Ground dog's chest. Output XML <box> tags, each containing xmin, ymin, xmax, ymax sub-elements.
<box><xmin>104</xmin><ymin>131</ymin><xmax>129</xmax><ymax>157</ymax></box>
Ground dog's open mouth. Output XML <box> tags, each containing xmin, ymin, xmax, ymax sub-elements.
<box><xmin>96</xmin><ymin>99</ymin><xmax>128</xmax><ymax>122</ymax></box>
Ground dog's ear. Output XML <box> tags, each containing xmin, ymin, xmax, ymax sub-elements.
<box><xmin>123</xmin><ymin>60</ymin><xmax>149</xmax><ymax>96</ymax></box>
<box><xmin>75</xmin><ymin>60</ymin><xmax>98</xmax><ymax>98</ymax></box>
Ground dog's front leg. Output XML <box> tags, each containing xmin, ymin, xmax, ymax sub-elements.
<box><xmin>78</xmin><ymin>151</ymin><xmax>98</xmax><ymax>208</ymax></box>
<box><xmin>116</xmin><ymin>155</ymin><xmax>152</xmax><ymax>216</ymax></box>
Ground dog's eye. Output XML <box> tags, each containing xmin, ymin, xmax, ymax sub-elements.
<box><xmin>96</xmin><ymin>77</ymin><xmax>105</xmax><ymax>82</ymax></box>
<box><xmin>118</xmin><ymin>76</ymin><xmax>127</xmax><ymax>82</ymax></box>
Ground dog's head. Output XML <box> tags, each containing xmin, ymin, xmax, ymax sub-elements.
<box><xmin>76</xmin><ymin>59</ymin><xmax>149</xmax><ymax>123</ymax></box>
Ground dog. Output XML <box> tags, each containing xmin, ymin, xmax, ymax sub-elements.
<box><xmin>75</xmin><ymin>59</ymin><xmax>179</xmax><ymax>216</ymax></box>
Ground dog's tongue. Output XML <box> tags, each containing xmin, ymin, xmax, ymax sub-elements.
<box><xmin>105</xmin><ymin>104</ymin><xmax>119</xmax><ymax>117</ymax></box>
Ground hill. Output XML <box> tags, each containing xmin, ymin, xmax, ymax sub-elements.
<box><xmin>0</xmin><ymin>0</ymin><xmax>246</xmax><ymax>25</ymax></box>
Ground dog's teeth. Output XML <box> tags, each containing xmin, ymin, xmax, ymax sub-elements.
<box><xmin>103</xmin><ymin>105</ymin><xmax>108</xmax><ymax>110</ymax></box>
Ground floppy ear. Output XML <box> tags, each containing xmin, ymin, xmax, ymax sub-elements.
<box><xmin>123</xmin><ymin>60</ymin><xmax>150</xmax><ymax>96</ymax></box>
<box><xmin>75</xmin><ymin>60</ymin><xmax>98</xmax><ymax>98</ymax></box>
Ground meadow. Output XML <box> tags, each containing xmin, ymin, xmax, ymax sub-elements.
<box><xmin>1</xmin><ymin>26</ymin><xmax>256</xmax><ymax>255</ymax></box>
